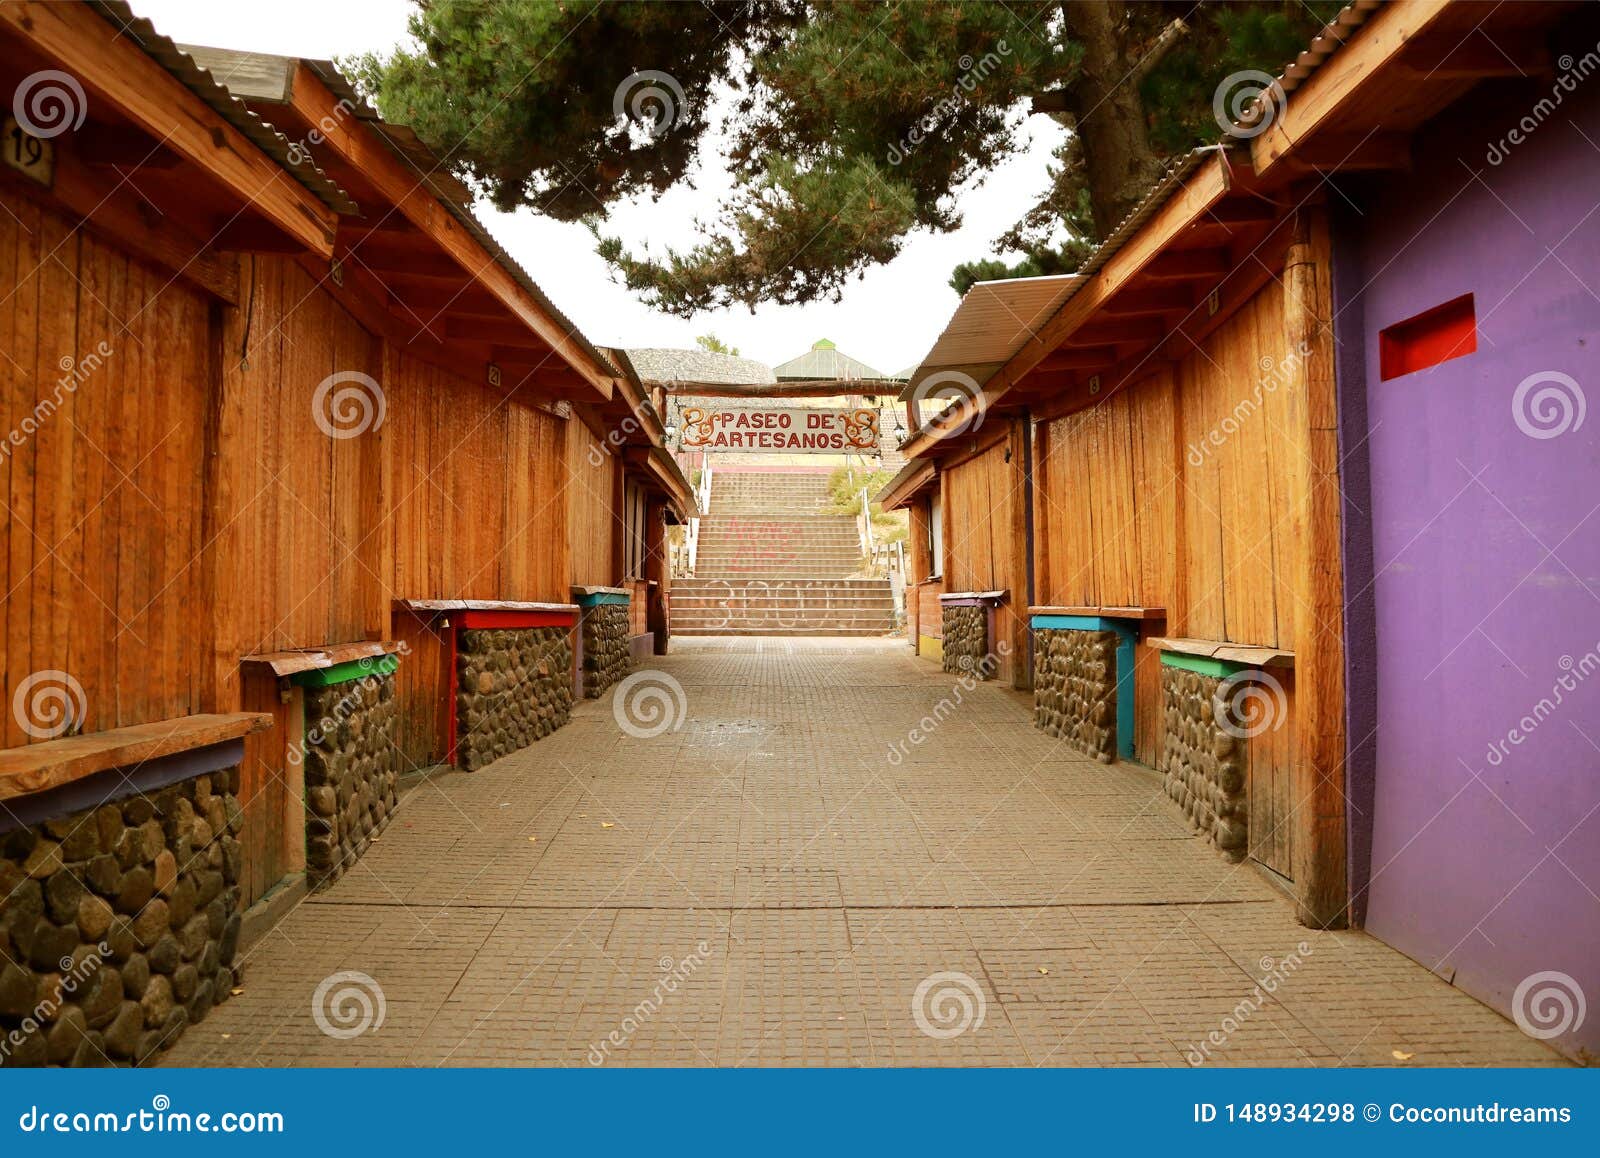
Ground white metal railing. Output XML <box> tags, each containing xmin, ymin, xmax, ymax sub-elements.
<box><xmin>683</xmin><ymin>457</ymin><xmax>713</xmax><ymax>577</ymax></box>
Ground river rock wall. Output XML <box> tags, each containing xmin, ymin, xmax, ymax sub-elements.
<box><xmin>302</xmin><ymin>671</ymin><xmax>399</xmax><ymax>891</ymax></box>
<box><xmin>1032</xmin><ymin>628</ymin><xmax>1118</xmax><ymax>763</ymax></box>
<box><xmin>581</xmin><ymin>604</ymin><xmax>632</xmax><ymax>698</ymax></box>
<box><xmin>456</xmin><ymin>626</ymin><xmax>573</xmax><ymax>772</ymax></box>
<box><xmin>0</xmin><ymin>769</ymin><xmax>244</xmax><ymax>1067</ymax></box>
<box><xmin>1161</xmin><ymin>666</ymin><xmax>1248</xmax><ymax>862</ymax></box>
<box><xmin>940</xmin><ymin>605</ymin><xmax>990</xmax><ymax>677</ymax></box>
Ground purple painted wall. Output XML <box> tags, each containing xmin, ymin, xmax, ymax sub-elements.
<box><xmin>1338</xmin><ymin>54</ymin><xmax>1600</xmax><ymax>1061</ymax></box>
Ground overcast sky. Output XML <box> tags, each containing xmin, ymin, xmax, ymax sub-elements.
<box><xmin>131</xmin><ymin>0</ymin><xmax>1066</xmax><ymax>375</ymax></box>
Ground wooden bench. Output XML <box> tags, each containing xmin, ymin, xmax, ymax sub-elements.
<box><xmin>0</xmin><ymin>713</ymin><xmax>273</xmax><ymax>803</ymax></box>
<box><xmin>240</xmin><ymin>640</ymin><xmax>402</xmax><ymax>678</ymax></box>
<box><xmin>1146</xmin><ymin>635</ymin><xmax>1295</xmax><ymax>670</ymax></box>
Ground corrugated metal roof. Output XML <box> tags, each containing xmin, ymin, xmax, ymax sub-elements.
<box><xmin>772</xmin><ymin>340</ymin><xmax>889</xmax><ymax>382</ymax></box>
<box><xmin>1228</xmin><ymin>1</ymin><xmax>1382</xmax><ymax>133</ymax></box>
<box><xmin>627</xmin><ymin>348</ymin><xmax>777</xmax><ymax>387</ymax></box>
<box><xmin>897</xmin><ymin>274</ymin><xmax>1083</xmax><ymax>401</ymax></box>
<box><xmin>88</xmin><ymin>2</ymin><xmax>358</xmax><ymax>216</ymax></box>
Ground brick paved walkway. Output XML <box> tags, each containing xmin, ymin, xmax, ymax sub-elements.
<box><xmin>165</xmin><ymin>638</ymin><xmax>1564</xmax><ymax>1067</ymax></box>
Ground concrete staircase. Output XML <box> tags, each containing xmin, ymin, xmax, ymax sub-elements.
<box><xmin>673</xmin><ymin>471</ymin><xmax>895</xmax><ymax>636</ymax></box>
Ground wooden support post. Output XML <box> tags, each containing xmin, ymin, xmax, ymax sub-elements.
<box><xmin>1008</xmin><ymin>417</ymin><xmax>1033</xmax><ymax>691</ymax></box>
<box><xmin>1283</xmin><ymin>206</ymin><xmax>1348</xmax><ymax>929</ymax></box>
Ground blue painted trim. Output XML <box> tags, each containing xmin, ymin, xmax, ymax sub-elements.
<box><xmin>1032</xmin><ymin>618</ymin><xmax>1138</xmax><ymax>761</ymax></box>
<box><xmin>0</xmin><ymin>738</ymin><xmax>244</xmax><ymax>835</ymax></box>
<box><xmin>575</xmin><ymin>592</ymin><xmax>631</xmax><ymax>607</ymax></box>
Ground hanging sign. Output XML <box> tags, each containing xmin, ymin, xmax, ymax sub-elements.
<box><xmin>678</xmin><ymin>405</ymin><xmax>879</xmax><ymax>454</ymax></box>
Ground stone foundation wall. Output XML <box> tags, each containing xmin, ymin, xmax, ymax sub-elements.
<box><xmin>1161</xmin><ymin>666</ymin><xmax>1248</xmax><ymax>862</ymax></box>
<box><xmin>1032</xmin><ymin>628</ymin><xmax>1118</xmax><ymax>763</ymax></box>
<box><xmin>0</xmin><ymin>769</ymin><xmax>244</xmax><ymax>1067</ymax></box>
<box><xmin>303</xmin><ymin>671</ymin><xmax>400</xmax><ymax>891</ymax></box>
<box><xmin>581</xmin><ymin>604</ymin><xmax>632</xmax><ymax>698</ymax></box>
<box><xmin>456</xmin><ymin>626</ymin><xmax>573</xmax><ymax>772</ymax></box>
<box><xmin>941</xmin><ymin>605</ymin><xmax>990</xmax><ymax>676</ymax></box>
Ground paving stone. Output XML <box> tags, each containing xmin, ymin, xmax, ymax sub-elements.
<box><xmin>158</xmin><ymin>638</ymin><xmax>1569</xmax><ymax>1068</ymax></box>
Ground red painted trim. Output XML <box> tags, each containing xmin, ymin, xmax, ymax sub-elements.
<box><xmin>444</xmin><ymin>622</ymin><xmax>459</xmax><ymax>767</ymax></box>
<box><xmin>1379</xmin><ymin>293</ymin><xmax>1476</xmax><ymax>381</ymax></box>
<box><xmin>457</xmin><ymin>609</ymin><xmax>576</xmax><ymax>629</ymax></box>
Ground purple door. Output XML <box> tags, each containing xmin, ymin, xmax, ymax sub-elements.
<box><xmin>1352</xmin><ymin>85</ymin><xmax>1600</xmax><ymax>1060</ymax></box>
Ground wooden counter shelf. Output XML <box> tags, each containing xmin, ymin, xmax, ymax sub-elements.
<box><xmin>240</xmin><ymin>640</ymin><xmax>402</xmax><ymax>678</ymax></box>
<box><xmin>1029</xmin><ymin>605</ymin><xmax>1166</xmax><ymax>620</ymax></box>
<box><xmin>0</xmin><ymin>713</ymin><xmax>273</xmax><ymax>802</ymax></box>
<box><xmin>1146</xmin><ymin>635</ymin><xmax>1295</xmax><ymax>669</ymax></box>
<box><xmin>939</xmin><ymin>589</ymin><xmax>1007</xmax><ymax>604</ymax></box>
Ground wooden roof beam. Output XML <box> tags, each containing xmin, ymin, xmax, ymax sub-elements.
<box><xmin>1036</xmin><ymin>347</ymin><xmax>1119</xmax><ymax>371</ymax></box>
<box><xmin>1141</xmin><ymin>249</ymin><xmax>1231</xmax><ymax>282</ymax></box>
<box><xmin>445</xmin><ymin>317</ymin><xmax>555</xmax><ymax>346</ymax></box>
<box><xmin>1278</xmin><ymin>132</ymin><xmax>1412</xmax><ymax>174</ymax></box>
<box><xmin>1395</xmin><ymin>30</ymin><xmax>1552</xmax><ymax>80</ymax></box>
<box><xmin>0</xmin><ymin>1</ymin><xmax>338</xmax><ymax>256</ymax></box>
<box><xmin>1251</xmin><ymin>0</ymin><xmax>1456</xmax><ymax>179</ymax></box>
<box><xmin>281</xmin><ymin>62</ymin><xmax>613</xmax><ymax>401</ymax></box>
<box><xmin>1060</xmin><ymin>318</ymin><xmax>1170</xmax><ymax>346</ymax></box>
<box><xmin>1101</xmin><ymin>285</ymin><xmax>1195</xmax><ymax>317</ymax></box>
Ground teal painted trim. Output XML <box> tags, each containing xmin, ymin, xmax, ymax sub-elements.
<box><xmin>290</xmin><ymin>653</ymin><xmax>399</xmax><ymax>688</ymax></box>
<box><xmin>1159</xmin><ymin>651</ymin><xmax>1244</xmax><ymax>679</ymax></box>
<box><xmin>1031</xmin><ymin>614</ymin><xmax>1104</xmax><ymax>631</ymax></box>
<box><xmin>1032</xmin><ymin>618</ymin><xmax>1137</xmax><ymax>760</ymax></box>
<box><xmin>575</xmin><ymin>592</ymin><xmax>630</xmax><ymax>607</ymax></box>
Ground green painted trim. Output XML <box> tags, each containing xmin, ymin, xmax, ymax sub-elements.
<box><xmin>290</xmin><ymin>653</ymin><xmax>399</xmax><ymax>688</ymax></box>
<box><xmin>576</xmin><ymin>592</ymin><xmax>631</xmax><ymax>607</ymax></box>
<box><xmin>1158</xmin><ymin>651</ymin><xmax>1243</xmax><ymax>679</ymax></box>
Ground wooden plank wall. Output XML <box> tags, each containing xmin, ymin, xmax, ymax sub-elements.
<box><xmin>1033</xmin><ymin>278</ymin><xmax>1299</xmax><ymax>873</ymax></box>
<box><xmin>942</xmin><ymin>438</ymin><xmax>1020</xmax><ymax>684</ymax></box>
<box><xmin>2</xmin><ymin>213</ymin><xmax>580</xmax><ymax>905</ymax></box>
<box><xmin>1</xmin><ymin>190</ymin><xmax>211</xmax><ymax>747</ymax></box>
<box><xmin>1036</xmin><ymin>282</ymin><xmax>1294</xmax><ymax>648</ymax></box>
<box><xmin>566</xmin><ymin>422</ymin><xmax>619</xmax><ymax>588</ymax></box>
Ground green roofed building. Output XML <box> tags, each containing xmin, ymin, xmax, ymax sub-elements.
<box><xmin>772</xmin><ymin>339</ymin><xmax>892</xmax><ymax>383</ymax></box>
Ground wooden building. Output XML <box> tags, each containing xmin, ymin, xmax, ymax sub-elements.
<box><xmin>0</xmin><ymin>1</ymin><xmax>687</xmax><ymax>1064</ymax></box>
<box><xmin>886</xmin><ymin>0</ymin><xmax>1596</xmax><ymax>1059</ymax></box>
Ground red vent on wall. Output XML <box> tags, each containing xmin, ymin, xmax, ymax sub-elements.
<box><xmin>1379</xmin><ymin>293</ymin><xmax>1477</xmax><ymax>381</ymax></box>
